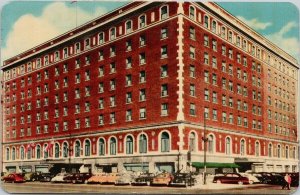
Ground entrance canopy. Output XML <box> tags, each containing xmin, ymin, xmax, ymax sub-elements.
<box><xmin>192</xmin><ymin>162</ymin><xmax>240</xmax><ymax>168</ymax></box>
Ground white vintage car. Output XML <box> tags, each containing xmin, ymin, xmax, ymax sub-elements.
<box><xmin>239</xmin><ymin>173</ymin><xmax>260</xmax><ymax>184</ymax></box>
<box><xmin>51</xmin><ymin>173</ymin><xmax>72</xmax><ymax>183</ymax></box>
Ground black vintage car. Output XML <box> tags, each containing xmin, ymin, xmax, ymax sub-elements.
<box><xmin>258</xmin><ymin>172</ymin><xmax>284</xmax><ymax>185</ymax></box>
<box><xmin>170</xmin><ymin>172</ymin><xmax>195</xmax><ymax>187</ymax></box>
<box><xmin>131</xmin><ymin>172</ymin><xmax>156</xmax><ymax>186</ymax></box>
<box><xmin>65</xmin><ymin>173</ymin><xmax>93</xmax><ymax>184</ymax></box>
<box><xmin>39</xmin><ymin>173</ymin><xmax>55</xmax><ymax>182</ymax></box>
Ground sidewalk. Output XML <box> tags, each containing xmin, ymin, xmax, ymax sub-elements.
<box><xmin>190</xmin><ymin>183</ymin><xmax>270</xmax><ymax>190</ymax></box>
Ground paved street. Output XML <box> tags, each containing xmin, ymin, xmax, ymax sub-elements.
<box><xmin>1</xmin><ymin>182</ymin><xmax>298</xmax><ymax>194</ymax></box>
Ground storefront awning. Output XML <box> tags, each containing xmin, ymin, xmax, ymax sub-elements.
<box><xmin>192</xmin><ymin>162</ymin><xmax>240</xmax><ymax>168</ymax></box>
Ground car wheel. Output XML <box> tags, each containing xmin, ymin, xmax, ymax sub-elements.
<box><xmin>217</xmin><ymin>180</ymin><xmax>222</xmax><ymax>184</ymax></box>
<box><xmin>249</xmin><ymin>180</ymin><xmax>253</xmax><ymax>185</ymax></box>
<box><xmin>72</xmin><ymin>180</ymin><xmax>76</xmax><ymax>184</ymax></box>
<box><xmin>32</xmin><ymin>178</ymin><xmax>35</xmax><ymax>182</ymax></box>
<box><xmin>238</xmin><ymin>181</ymin><xmax>243</xmax><ymax>185</ymax></box>
<box><xmin>47</xmin><ymin>178</ymin><xmax>51</xmax><ymax>182</ymax></box>
<box><xmin>84</xmin><ymin>180</ymin><xmax>88</xmax><ymax>184</ymax></box>
<box><xmin>12</xmin><ymin>180</ymin><xmax>15</xmax><ymax>183</ymax></box>
<box><xmin>146</xmin><ymin>181</ymin><xmax>150</xmax><ymax>186</ymax></box>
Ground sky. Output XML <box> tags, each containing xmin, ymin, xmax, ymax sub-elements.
<box><xmin>0</xmin><ymin>1</ymin><xmax>299</xmax><ymax>63</ymax></box>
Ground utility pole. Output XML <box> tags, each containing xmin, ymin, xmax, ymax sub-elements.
<box><xmin>202</xmin><ymin>112</ymin><xmax>208</xmax><ymax>185</ymax></box>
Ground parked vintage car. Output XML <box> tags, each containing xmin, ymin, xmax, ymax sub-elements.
<box><xmin>70</xmin><ymin>173</ymin><xmax>93</xmax><ymax>184</ymax></box>
<box><xmin>152</xmin><ymin>172</ymin><xmax>174</xmax><ymax>186</ymax></box>
<box><xmin>239</xmin><ymin>173</ymin><xmax>260</xmax><ymax>184</ymax></box>
<box><xmin>213</xmin><ymin>173</ymin><xmax>250</xmax><ymax>185</ymax></box>
<box><xmin>170</xmin><ymin>172</ymin><xmax>195</xmax><ymax>187</ymax></box>
<box><xmin>131</xmin><ymin>172</ymin><xmax>156</xmax><ymax>186</ymax></box>
<box><xmin>51</xmin><ymin>173</ymin><xmax>73</xmax><ymax>183</ymax></box>
<box><xmin>115</xmin><ymin>172</ymin><xmax>134</xmax><ymax>185</ymax></box>
<box><xmin>246</xmin><ymin>172</ymin><xmax>271</xmax><ymax>184</ymax></box>
<box><xmin>23</xmin><ymin>172</ymin><xmax>35</xmax><ymax>181</ymax></box>
<box><xmin>258</xmin><ymin>172</ymin><xmax>284</xmax><ymax>185</ymax></box>
<box><xmin>106</xmin><ymin>173</ymin><xmax>120</xmax><ymax>184</ymax></box>
<box><xmin>87</xmin><ymin>173</ymin><xmax>107</xmax><ymax>184</ymax></box>
<box><xmin>2</xmin><ymin>173</ymin><xmax>25</xmax><ymax>183</ymax></box>
<box><xmin>1</xmin><ymin>172</ymin><xmax>9</xmax><ymax>181</ymax></box>
<box><xmin>39</xmin><ymin>173</ymin><xmax>55</xmax><ymax>182</ymax></box>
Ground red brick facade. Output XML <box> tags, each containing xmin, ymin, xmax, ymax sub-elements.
<box><xmin>1</xmin><ymin>2</ymin><xmax>298</xmax><ymax>173</ymax></box>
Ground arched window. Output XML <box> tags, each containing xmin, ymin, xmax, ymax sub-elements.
<box><xmin>12</xmin><ymin>148</ymin><xmax>15</xmax><ymax>160</ymax></box>
<box><xmin>44</xmin><ymin>144</ymin><xmax>48</xmax><ymax>158</ymax></box>
<box><xmin>212</xmin><ymin>20</ymin><xmax>217</xmax><ymax>33</ymax></box>
<box><xmin>240</xmin><ymin>139</ymin><xmax>245</xmax><ymax>156</ymax></box>
<box><xmin>208</xmin><ymin>135</ymin><xmax>214</xmax><ymax>153</ymax></box>
<box><xmin>27</xmin><ymin>148</ymin><xmax>32</xmax><ymax>160</ymax></box>
<box><xmin>6</xmin><ymin>148</ymin><xmax>10</xmax><ymax>161</ymax></box>
<box><xmin>55</xmin><ymin>143</ymin><xmax>60</xmax><ymax>158</ymax></box>
<box><xmin>189</xmin><ymin>6</ymin><xmax>195</xmax><ymax>20</ymax></box>
<box><xmin>139</xmin><ymin>15</ymin><xmax>146</xmax><ymax>28</ymax></box>
<box><xmin>98</xmin><ymin>32</ymin><xmax>105</xmax><ymax>44</ymax></box>
<box><xmin>277</xmin><ymin>145</ymin><xmax>281</xmax><ymax>158</ymax></box>
<box><xmin>75</xmin><ymin>141</ymin><xmax>81</xmax><ymax>157</ymax></box>
<box><xmin>63</xmin><ymin>142</ymin><xmax>68</xmax><ymax>158</ymax></box>
<box><xmin>20</xmin><ymin>147</ymin><xmax>25</xmax><ymax>160</ymax></box>
<box><xmin>160</xmin><ymin>5</ymin><xmax>168</xmax><ymax>20</ymax></box>
<box><xmin>126</xmin><ymin>136</ymin><xmax>133</xmax><ymax>154</ymax></box>
<box><xmin>125</xmin><ymin>21</ymin><xmax>132</xmax><ymax>34</ymax></box>
<box><xmin>285</xmin><ymin>146</ymin><xmax>289</xmax><ymax>159</ymax></box>
<box><xmin>85</xmin><ymin>140</ymin><xmax>91</xmax><ymax>156</ymax></box>
<box><xmin>161</xmin><ymin>132</ymin><xmax>170</xmax><ymax>152</ymax></box>
<box><xmin>110</xmin><ymin>137</ymin><xmax>117</xmax><ymax>155</ymax></box>
<box><xmin>109</xmin><ymin>27</ymin><xmax>116</xmax><ymax>40</ymax></box>
<box><xmin>204</xmin><ymin>15</ymin><xmax>209</xmax><ymax>28</ymax></box>
<box><xmin>139</xmin><ymin>134</ymin><xmax>147</xmax><ymax>153</ymax></box>
<box><xmin>225</xmin><ymin>137</ymin><xmax>231</xmax><ymax>155</ymax></box>
<box><xmin>99</xmin><ymin>138</ymin><xmax>105</xmax><ymax>156</ymax></box>
<box><xmin>189</xmin><ymin>132</ymin><xmax>196</xmax><ymax>152</ymax></box>
<box><xmin>255</xmin><ymin>142</ymin><xmax>260</xmax><ymax>156</ymax></box>
<box><xmin>268</xmin><ymin>143</ymin><xmax>272</xmax><ymax>157</ymax></box>
<box><xmin>36</xmin><ymin>145</ymin><xmax>41</xmax><ymax>159</ymax></box>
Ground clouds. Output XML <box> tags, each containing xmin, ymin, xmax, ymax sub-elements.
<box><xmin>1</xmin><ymin>2</ymin><xmax>107</xmax><ymax>62</ymax></box>
<box><xmin>237</xmin><ymin>16</ymin><xmax>272</xmax><ymax>30</ymax></box>
<box><xmin>237</xmin><ymin>15</ymin><xmax>299</xmax><ymax>61</ymax></box>
<box><xmin>266</xmin><ymin>22</ymin><xmax>300</xmax><ymax>60</ymax></box>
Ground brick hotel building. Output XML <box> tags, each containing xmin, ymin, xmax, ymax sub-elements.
<box><xmin>1</xmin><ymin>2</ymin><xmax>299</xmax><ymax>174</ymax></box>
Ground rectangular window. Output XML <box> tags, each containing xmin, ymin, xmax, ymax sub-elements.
<box><xmin>110</xmin><ymin>79</ymin><xmax>116</xmax><ymax>90</ymax></box>
<box><xmin>190</xmin><ymin>65</ymin><xmax>195</xmax><ymax>77</ymax></box>
<box><xmin>189</xmin><ymin>27</ymin><xmax>195</xmax><ymax>39</ymax></box>
<box><xmin>161</xmin><ymin>27</ymin><xmax>168</xmax><ymax>39</ymax></box>
<box><xmin>190</xmin><ymin>84</ymin><xmax>195</xmax><ymax>96</ymax></box>
<box><xmin>190</xmin><ymin>103</ymin><xmax>196</xmax><ymax>116</ymax></box>
<box><xmin>189</xmin><ymin>46</ymin><xmax>195</xmax><ymax>59</ymax></box>
<box><xmin>139</xmin><ymin>53</ymin><xmax>146</xmax><ymax>65</ymax></box>
<box><xmin>161</xmin><ymin>84</ymin><xmax>168</xmax><ymax>97</ymax></box>
<box><xmin>126</xmin><ymin>92</ymin><xmax>132</xmax><ymax>103</ymax></box>
<box><xmin>139</xmin><ymin>108</ymin><xmax>146</xmax><ymax>119</ymax></box>
<box><xmin>126</xmin><ymin>109</ymin><xmax>132</xmax><ymax>121</ymax></box>
<box><xmin>126</xmin><ymin>74</ymin><xmax>132</xmax><ymax>86</ymax></box>
<box><xmin>161</xmin><ymin>46</ymin><xmax>168</xmax><ymax>58</ymax></box>
<box><xmin>139</xmin><ymin>71</ymin><xmax>146</xmax><ymax>83</ymax></box>
<box><xmin>212</xmin><ymin>109</ymin><xmax>217</xmax><ymax>120</ymax></box>
<box><xmin>161</xmin><ymin>103</ymin><xmax>168</xmax><ymax>116</ymax></box>
<box><xmin>110</xmin><ymin>62</ymin><xmax>116</xmax><ymax>73</ymax></box>
<box><xmin>161</xmin><ymin>65</ymin><xmax>168</xmax><ymax>77</ymax></box>
<box><xmin>139</xmin><ymin>89</ymin><xmax>146</xmax><ymax>101</ymax></box>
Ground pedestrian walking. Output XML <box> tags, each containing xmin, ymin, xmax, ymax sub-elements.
<box><xmin>287</xmin><ymin>174</ymin><xmax>292</xmax><ymax>190</ymax></box>
<box><xmin>282</xmin><ymin>174</ymin><xmax>289</xmax><ymax>190</ymax></box>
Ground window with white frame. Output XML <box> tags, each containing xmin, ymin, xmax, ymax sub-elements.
<box><xmin>160</xmin><ymin>5</ymin><xmax>168</xmax><ymax>20</ymax></box>
<box><xmin>125</xmin><ymin>20</ymin><xmax>132</xmax><ymax>34</ymax></box>
<box><xmin>110</xmin><ymin>27</ymin><xmax>116</xmax><ymax>40</ymax></box>
<box><xmin>139</xmin><ymin>108</ymin><xmax>146</xmax><ymax>119</ymax></box>
<box><xmin>161</xmin><ymin>103</ymin><xmax>168</xmax><ymax>116</ymax></box>
<box><xmin>126</xmin><ymin>109</ymin><xmax>132</xmax><ymax>121</ymax></box>
<box><xmin>139</xmin><ymin>15</ymin><xmax>146</xmax><ymax>28</ymax></box>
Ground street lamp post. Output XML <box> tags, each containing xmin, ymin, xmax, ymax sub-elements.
<box><xmin>201</xmin><ymin>112</ymin><xmax>208</xmax><ymax>185</ymax></box>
